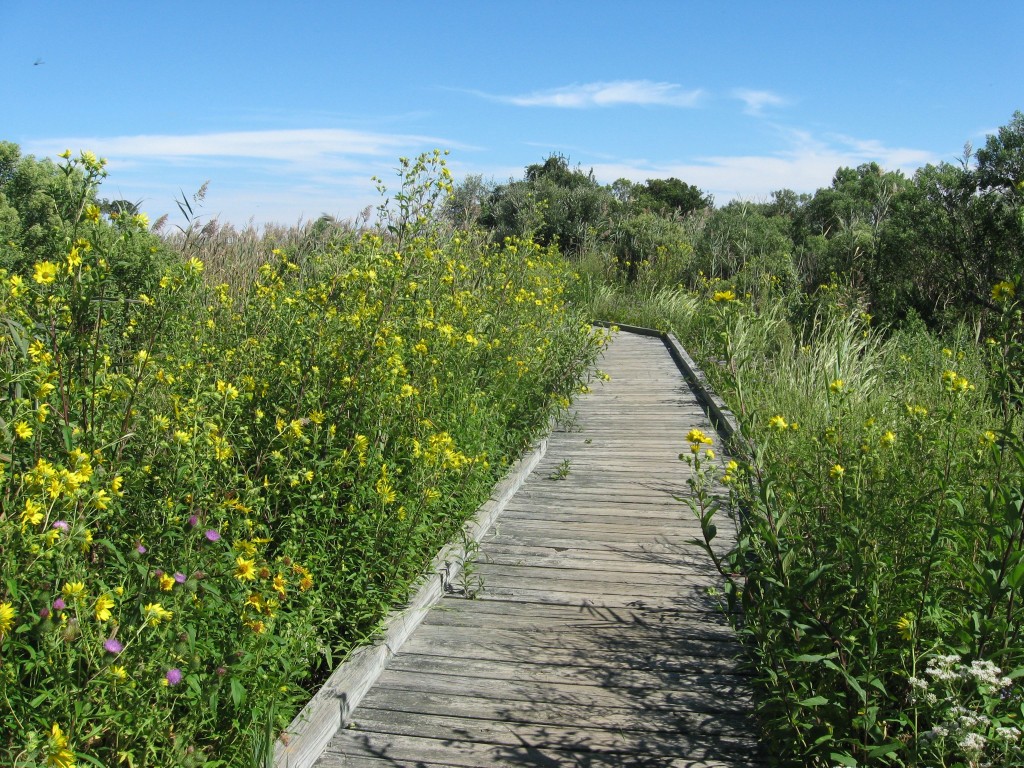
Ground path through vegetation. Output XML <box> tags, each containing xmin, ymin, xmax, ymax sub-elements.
<box><xmin>314</xmin><ymin>331</ymin><xmax>763</xmax><ymax>767</ymax></box>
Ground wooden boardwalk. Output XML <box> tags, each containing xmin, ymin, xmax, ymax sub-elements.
<box><xmin>315</xmin><ymin>331</ymin><xmax>763</xmax><ymax>767</ymax></box>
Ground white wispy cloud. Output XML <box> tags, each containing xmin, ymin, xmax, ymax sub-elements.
<box><xmin>23</xmin><ymin>129</ymin><xmax>470</xmax><ymax>169</ymax></box>
<box><xmin>732</xmin><ymin>88</ymin><xmax>788</xmax><ymax>116</ymax></box>
<box><xmin>480</xmin><ymin>80</ymin><xmax>704</xmax><ymax>108</ymax></box>
<box><xmin>584</xmin><ymin>130</ymin><xmax>938</xmax><ymax>202</ymax></box>
<box><xmin>22</xmin><ymin>129</ymin><xmax>471</xmax><ymax>227</ymax></box>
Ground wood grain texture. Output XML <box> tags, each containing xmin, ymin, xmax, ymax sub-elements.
<box><xmin>309</xmin><ymin>330</ymin><xmax>764</xmax><ymax>767</ymax></box>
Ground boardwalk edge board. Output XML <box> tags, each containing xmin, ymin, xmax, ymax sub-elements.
<box><xmin>273</xmin><ymin>433</ymin><xmax>549</xmax><ymax>768</ymax></box>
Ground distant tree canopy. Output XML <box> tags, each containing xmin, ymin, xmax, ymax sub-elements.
<box><xmin>633</xmin><ymin>177</ymin><xmax>713</xmax><ymax>216</ymax></box>
<box><xmin>479</xmin><ymin>154</ymin><xmax>616</xmax><ymax>257</ymax></box>
<box><xmin>462</xmin><ymin>111</ymin><xmax>1024</xmax><ymax>329</ymax></box>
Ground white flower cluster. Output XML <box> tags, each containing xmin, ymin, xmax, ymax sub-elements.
<box><xmin>994</xmin><ymin>725</ymin><xmax>1021</xmax><ymax>743</ymax></box>
<box><xmin>923</xmin><ymin>655</ymin><xmax>1012</xmax><ymax>692</ymax></box>
<box><xmin>912</xmin><ymin>654</ymin><xmax>1020</xmax><ymax>764</ymax></box>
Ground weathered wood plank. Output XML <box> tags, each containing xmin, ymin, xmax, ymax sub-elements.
<box><xmin>371</xmin><ymin>667</ymin><xmax>750</xmax><ymax>714</ymax></box>
<box><xmin>319</xmin><ymin>730</ymin><xmax>764</xmax><ymax>768</ymax></box>
<box><xmin>353</xmin><ymin>690</ymin><xmax>756</xmax><ymax>741</ymax></box>
<box><xmin>339</xmin><ymin>710</ymin><xmax>758</xmax><ymax>756</ymax></box>
<box><xmin>396</xmin><ymin>631</ymin><xmax>744</xmax><ymax>673</ymax></box>
<box><xmin>383</xmin><ymin>653</ymin><xmax>754</xmax><ymax>693</ymax></box>
<box><xmin>423</xmin><ymin>597</ymin><xmax>735</xmax><ymax>630</ymax></box>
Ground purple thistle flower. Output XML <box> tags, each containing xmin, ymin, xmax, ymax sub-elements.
<box><xmin>204</xmin><ymin>529</ymin><xmax>221</xmax><ymax>542</ymax></box>
<box><xmin>104</xmin><ymin>638</ymin><xmax>124</xmax><ymax>654</ymax></box>
<box><xmin>187</xmin><ymin>514</ymin><xmax>198</xmax><ymax>527</ymax></box>
<box><xmin>52</xmin><ymin>598</ymin><xmax>66</xmax><ymax>611</ymax></box>
<box><xmin>39</xmin><ymin>607</ymin><xmax>50</xmax><ymax>619</ymax></box>
<box><xmin>174</xmin><ymin>572</ymin><xmax>186</xmax><ymax>584</ymax></box>
<box><xmin>52</xmin><ymin>520</ymin><xmax>70</xmax><ymax>531</ymax></box>
<box><xmin>136</xmin><ymin>543</ymin><xmax>147</xmax><ymax>554</ymax></box>
<box><xmin>165</xmin><ymin>668</ymin><xmax>183</xmax><ymax>686</ymax></box>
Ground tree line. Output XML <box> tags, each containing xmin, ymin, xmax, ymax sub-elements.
<box><xmin>451</xmin><ymin>111</ymin><xmax>1024</xmax><ymax>330</ymax></box>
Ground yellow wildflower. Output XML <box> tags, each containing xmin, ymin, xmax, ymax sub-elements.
<box><xmin>273</xmin><ymin>574</ymin><xmax>287</xmax><ymax>597</ymax></box>
<box><xmin>829</xmin><ymin>379</ymin><xmax>845</xmax><ymax>393</ymax></box>
<box><xmin>143</xmin><ymin>602</ymin><xmax>173</xmax><ymax>626</ymax></box>
<box><xmin>895</xmin><ymin>613</ymin><xmax>914</xmax><ymax>641</ymax></box>
<box><xmin>712</xmin><ymin>289</ymin><xmax>736</xmax><ymax>302</ymax></box>
<box><xmin>830</xmin><ymin>464</ymin><xmax>845</xmax><ymax>479</ymax></box>
<box><xmin>62</xmin><ymin>582</ymin><xmax>85</xmax><ymax>600</ymax></box>
<box><xmin>941</xmin><ymin>370</ymin><xmax>972</xmax><ymax>394</ymax></box>
<box><xmin>992</xmin><ymin>280</ymin><xmax>1015</xmax><ymax>301</ymax></box>
<box><xmin>94</xmin><ymin>594</ymin><xmax>114</xmax><ymax>622</ymax></box>
<box><xmin>880</xmin><ymin>430</ymin><xmax>897</xmax><ymax>447</ymax></box>
<box><xmin>0</xmin><ymin>601</ymin><xmax>15</xmax><ymax>637</ymax></box>
<box><xmin>33</xmin><ymin>261</ymin><xmax>58</xmax><ymax>284</ymax></box>
<box><xmin>376</xmin><ymin>477</ymin><xmax>397</xmax><ymax>505</ymax></box>
<box><xmin>21</xmin><ymin>498</ymin><xmax>44</xmax><ymax>527</ymax></box>
<box><xmin>14</xmin><ymin>421</ymin><xmax>33</xmax><ymax>440</ymax></box>
<box><xmin>46</xmin><ymin>723</ymin><xmax>76</xmax><ymax>768</ymax></box>
<box><xmin>235</xmin><ymin>557</ymin><xmax>257</xmax><ymax>581</ymax></box>
<box><xmin>686</xmin><ymin>429</ymin><xmax>713</xmax><ymax>445</ymax></box>
<box><xmin>768</xmin><ymin>415</ymin><xmax>789</xmax><ymax>431</ymax></box>
<box><xmin>158</xmin><ymin>574</ymin><xmax>175</xmax><ymax>591</ymax></box>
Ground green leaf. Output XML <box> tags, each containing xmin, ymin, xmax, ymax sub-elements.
<box><xmin>799</xmin><ymin>695</ymin><xmax>830</xmax><ymax>707</ymax></box>
<box><xmin>230</xmin><ymin>677</ymin><xmax>246</xmax><ymax>707</ymax></box>
<box><xmin>75</xmin><ymin>753</ymin><xmax>108</xmax><ymax>768</ymax></box>
<box><xmin>867</xmin><ymin>742</ymin><xmax>903</xmax><ymax>759</ymax></box>
<box><xmin>1007</xmin><ymin>560</ymin><xmax>1024</xmax><ymax>589</ymax></box>
<box><xmin>829</xmin><ymin>753</ymin><xmax>858</xmax><ymax>767</ymax></box>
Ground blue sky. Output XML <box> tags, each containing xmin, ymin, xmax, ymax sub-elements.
<box><xmin>4</xmin><ymin>1</ymin><xmax>1022</xmax><ymax>227</ymax></box>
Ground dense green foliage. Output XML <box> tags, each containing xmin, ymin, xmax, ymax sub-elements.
<box><xmin>467</xmin><ymin>112</ymin><xmax>1024</xmax><ymax>332</ymax></box>
<box><xmin>0</xmin><ymin>149</ymin><xmax>602</xmax><ymax>766</ymax></box>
